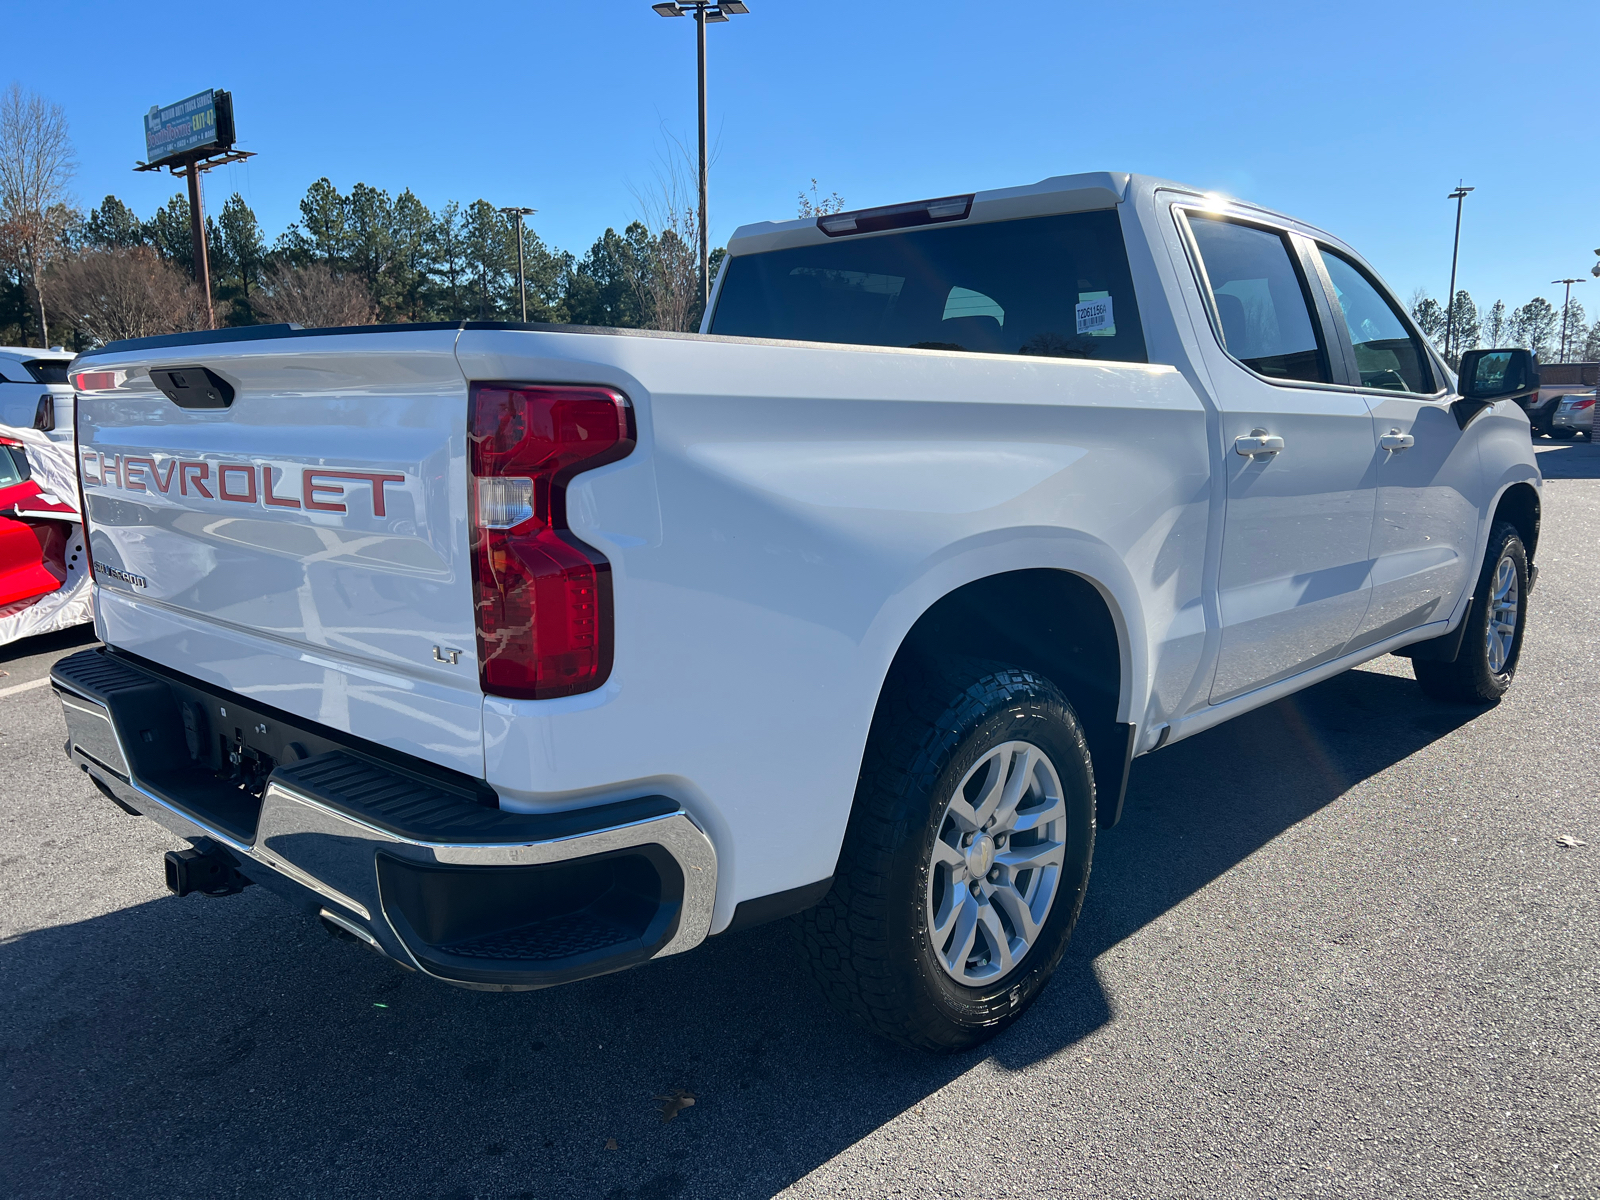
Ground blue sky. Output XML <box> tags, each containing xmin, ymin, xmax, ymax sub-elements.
<box><xmin>16</xmin><ymin>0</ymin><xmax>1600</xmax><ymax>322</ymax></box>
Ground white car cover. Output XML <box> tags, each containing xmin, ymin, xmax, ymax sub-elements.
<box><xmin>1</xmin><ymin>423</ymin><xmax>92</xmax><ymax>647</ymax></box>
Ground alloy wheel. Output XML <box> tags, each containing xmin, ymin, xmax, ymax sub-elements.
<box><xmin>1486</xmin><ymin>553</ymin><xmax>1519</xmax><ymax>675</ymax></box>
<box><xmin>925</xmin><ymin>740</ymin><xmax>1068</xmax><ymax>985</ymax></box>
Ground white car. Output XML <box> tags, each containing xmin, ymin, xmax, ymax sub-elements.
<box><xmin>0</xmin><ymin>346</ymin><xmax>75</xmax><ymax>443</ymax></box>
<box><xmin>1549</xmin><ymin>390</ymin><xmax>1595</xmax><ymax>439</ymax></box>
<box><xmin>51</xmin><ymin>172</ymin><xmax>1542</xmax><ymax>1051</ymax></box>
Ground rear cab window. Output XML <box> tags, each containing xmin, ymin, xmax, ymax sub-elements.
<box><xmin>710</xmin><ymin>210</ymin><xmax>1148</xmax><ymax>364</ymax></box>
<box><xmin>22</xmin><ymin>359</ymin><xmax>71</xmax><ymax>385</ymax></box>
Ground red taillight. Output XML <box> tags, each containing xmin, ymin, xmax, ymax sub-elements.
<box><xmin>469</xmin><ymin>383</ymin><xmax>634</xmax><ymax>700</ymax></box>
<box><xmin>69</xmin><ymin>370</ymin><xmax>123</xmax><ymax>392</ymax></box>
<box><xmin>1572</xmin><ymin>399</ymin><xmax>1595</xmax><ymax>410</ymax></box>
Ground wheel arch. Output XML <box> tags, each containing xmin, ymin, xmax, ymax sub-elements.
<box><xmin>877</xmin><ymin>567</ymin><xmax>1136</xmax><ymax>830</ymax></box>
<box><xmin>1492</xmin><ymin>480</ymin><xmax>1540</xmax><ymax>562</ymax></box>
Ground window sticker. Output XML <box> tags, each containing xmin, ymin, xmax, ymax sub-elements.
<box><xmin>1076</xmin><ymin>292</ymin><xmax>1115</xmax><ymax>336</ymax></box>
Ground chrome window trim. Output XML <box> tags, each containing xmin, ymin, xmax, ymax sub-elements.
<box><xmin>1170</xmin><ymin>201</ymin><xmax>1347</xmax><ymax>395</ymax></box>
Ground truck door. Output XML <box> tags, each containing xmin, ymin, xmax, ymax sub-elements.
<box><xmin>1313</xmin><ymin>247</ymin><xmax>1480</xmax><ymax>650</ymax></box>
<box><xmin>1178</xmin><ymin>210</ymin><xmax>1379</xmax><ymax>704</ymax></box>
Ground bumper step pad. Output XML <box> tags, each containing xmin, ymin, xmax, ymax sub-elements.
<box><xmin>273</xmin><ymin>751</ymin><xmax>679</xmax><ymax>845</ymax></box>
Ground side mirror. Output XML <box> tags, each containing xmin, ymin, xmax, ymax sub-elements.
<box><xmin>1454</xmin><ymin>347</ymin><xmax>1540</xmax><ymax>430</ymax></box>
<box><xmin>1458</xmin><ymin>348</ymin><xmax>1538</xmax><ymax>400</ymax></box>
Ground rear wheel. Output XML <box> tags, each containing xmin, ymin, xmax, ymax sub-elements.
<box><xmin>1549</xmin><ymin>427</ymin><xmax>1577</xmax><ymax>440</ymax></box>
<box><xmin>794</xmin><ymin>659</ymin><xmax>1095</xmax><ymax>1052</ymax></box>
<box><xmin>1413</xmin><ymin>521</ymin><xmax>1528</xmax><ymax>704</ymax></box>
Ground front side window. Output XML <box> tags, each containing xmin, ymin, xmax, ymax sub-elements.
<box><xmin>1185</xmin><ymin>213</ymin><xmax>1330</xmax><ymax>383</ymax></box>
<box><xmin>710</xmin><ymin>210</ymin><xmax>1147</xmax><ymax>363</ymax></box>
<box><xmin>1317</xmin><ymin>250</ymin><xmax>1434</xmax><ymax>394</ymax></box>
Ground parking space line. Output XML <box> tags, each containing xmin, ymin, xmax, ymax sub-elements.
<box><xmin>0</xmin><ymin>676</ymin><xmax>53</xmax><ymax>699</ymax></box>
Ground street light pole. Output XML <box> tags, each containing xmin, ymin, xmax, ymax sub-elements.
<box><xmin>697</xmin><ymin>6</ymin><xmax>708</xmax><ymax>316</ymax></box>
<box><xmin>1552</xmin><ymin>278</ymin><xmax>1584</xmax><ymax>363</ymax></box>
<box><xmin>500</xmin><ymin>206</ymin><xmax>537</xmax><ymax>322</ymax></box>
<box><xmin>652</xmin><ymin>2</ymin><xmax>750</xmax><ymax>319</ymax></box>
<box><xmin>1444</xmin><ymin>184</ymin><xmax>1473</xmax><ymax>361</ymax></box>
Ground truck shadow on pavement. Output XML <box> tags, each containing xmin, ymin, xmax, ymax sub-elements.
<box><xmin>1532</xmin><ymin>439</ymin><xmax>1600</xmax><ymax>479</ymax></box>
<box><xmin>0</xmin><ymin>622</ymin><xmax>96</xmax><ymax>668</ymax></box>
<box><xmin>2</xmin><ymin>666</ymin><xmax>1479</xmax><ymax>1200</ymax></box>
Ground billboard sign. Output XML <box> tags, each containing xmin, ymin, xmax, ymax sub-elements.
<box><xmin>142</xmin><ymin>90</ymin><xmax>233</xmax><ymax>167</ymax></box>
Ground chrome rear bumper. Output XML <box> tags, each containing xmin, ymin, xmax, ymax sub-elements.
<box><xmin>52</xmin><ymin>649</ymin><xmax>717</xmax><ymax>991</ymax></box>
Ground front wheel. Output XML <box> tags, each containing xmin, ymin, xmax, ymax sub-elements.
<box><xmin>794</xmin><ymin>660</ymin><xmax>1096</xmax><ymax>1052</ymax></box>
<box><xmin>1413</xmin><ymin>521</ymin><xmax>1528</xmax><ymax>703</ymax></box>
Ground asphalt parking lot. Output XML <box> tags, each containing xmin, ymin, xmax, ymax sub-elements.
<box><xmin>3</xmin><ymin>440</ymin><xmax>1596</xmax><ymax>1200</ymax></box>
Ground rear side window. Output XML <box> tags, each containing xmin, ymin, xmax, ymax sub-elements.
<box><xmin>23</xmin><ymin>359</ymin><xmax>70</xmax><ymax>385</ymax></box>
<box><xmin>1317</xmin><ymin>250</ymin><xmax>1434</xmax><ymax>394</ymax></box>
<box><xmin>1185</xmin><ymin>214</ymin><xmax>1330</xmax><ymax>383</ymax></box>
<box><xmin>711</xmin><ymin>210</ymin><xmax>1147</xmax><ymax>363</ymax></box>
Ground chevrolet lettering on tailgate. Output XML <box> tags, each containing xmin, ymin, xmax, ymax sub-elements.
<box><xmin>82</xmin><ymin>452</ymin><xmax>406</xmax><ymax>517</ymax></box>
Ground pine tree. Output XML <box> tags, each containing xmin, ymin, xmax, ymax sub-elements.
<box><xmin>345</xmin><ymin>182</ymin><xmax>396</xmax><ymax>313</ymax></box>
<box><xmin>1446</xmin><ymin>290</ymin><xmax>1479</xmax><ymax>359</ymax></box>
<box><xmin>211</xmin><ymin>193</ymin><xmax>264</xmax><ymax>325</ymax></box>
<box><xmin>388</xmin><ymin>189</ymin><xmax>435</xmax><ymax>322</ymax></box>
<box><xmin>1410</xmin><ymin>290</ymin><xmax>1446</xmax><ymax>349</ymax></box>
<box><xmin>1481</xmin><ymin>299</ymin><xmax>1509</xmax><ymax>347</ymax></box>
<box><xmin>1509</xmin><ymin>297</ymin><xmax>1558</xmax><ymax>360</ymax></box>
<box><xmin>461</xmin><ymin>200</ymin><xmax>515</xmax><ymax>320</ymax></box>
<box><xmin>143</xmin><ymin>194</ymin><xmax>193</xmax><ymax>274</ymax></box>
<box><xmin>1582</xmin><ymin>318</ymin><xmax>1600</xmax><ymax>363</ymax></box>
<box><xmin>427</xmin><ymin>201</ymin><xmax>470</xmax><ymax>319</ymax></box>
<box><xmin>83</xmin><ymin>196</ymin><xmax>145</xmax><ymax>249</ymax></box>
<box><xmin>295</xmin><ymin>177</ymin><xmax>353</xmax><ymax>264</ymax></box>
<box><xmin>510</xmin><ymin>225</ymin><xmax>571</xmax><ymax>324</ymax></box>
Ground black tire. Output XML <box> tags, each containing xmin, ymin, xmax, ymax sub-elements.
<box><xmin>1413</xmin><ymin>521</ymin><xmax>1528</xmax><ymax>704</ymax></box>
<box><xmin>794</xmin><ymin>659</ymin><xmax>1096</xmax><ymax>1052</ymax></box>
<box><xmin>1549</xmin><ymin>427</ymin><xmax>1577</xmax><ymax>440</ymax></box>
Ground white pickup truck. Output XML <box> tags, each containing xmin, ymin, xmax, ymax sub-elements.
<box><xmin>53</xmin><ymin>172</ymin><xmax>1542</xmax><ymax>1051</ymax></box>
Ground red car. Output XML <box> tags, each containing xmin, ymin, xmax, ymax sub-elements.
<box><xmin>0</xmin><ymin>434</ymin><xmax>82</xmax><ymax>624</ymax></box>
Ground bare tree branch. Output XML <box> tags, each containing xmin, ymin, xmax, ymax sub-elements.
<box><xmin>631</xmin><ymin>129</ymin><xmax>704</xmax><ymax>333</ymax></box>
<box><xmin>0</xmin><ymin>84</ymin><xmax>77</xmax><ymax>346</ymax></box>
<box><xmin>50</xmin><ymin>247</ymin><xmax>214</xmax><ymax>344</ymax></box>
<box><xmin>797</xmin><ymin>179</ymin><xmax>845</xmax><ymax>219</ymax></box>
<box><xmin>254</xmin><ymin>262</ymin><xmax>376</xmax><ymax>328</ymax></box>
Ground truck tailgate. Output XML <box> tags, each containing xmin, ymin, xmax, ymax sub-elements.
<box><xmin>74</xmin><ymin>330</ymin><xmax>483</xmax><ymax>777</ymax></box>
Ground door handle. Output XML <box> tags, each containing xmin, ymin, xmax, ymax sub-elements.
<box><xmin>1234</xmin><ymin>431</ymin><xmax>1285</xmax><ymax>456</ymax></box>
<box><xmin>1379</xmin><ymin>429</ymin><xmax>1415</xmax><ymax>451</ymax></box>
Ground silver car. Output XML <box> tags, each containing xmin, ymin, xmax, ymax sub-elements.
<box><xmin>1550</xmin><ymin>390</ymin><xmax>1595</xmax><ymax>439</ymax></box>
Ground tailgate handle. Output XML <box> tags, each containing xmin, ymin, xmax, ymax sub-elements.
<box><xmin>150</xmin><ymin>366</ymin><xmax>235</xmax><ymax>410</ymax></box>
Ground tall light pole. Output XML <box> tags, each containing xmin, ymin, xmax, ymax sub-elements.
<box><xmin>1444</xmin><ymin>184</ymin><xmax>1473</xmax><ymax>361</ymax></box>
<box><xmin>1552</xmin><ymin>277</ymin><xmax>1584</xmax><ymax>363</ymax></box>
<box><xmin>500</xmin><ymin>206</ymin><xmax>537</xmax><ymax>322</ymax></box>
<box><xmin>652</xmin><ymin>1</ymin><xmax>750</xmax><ymax>317</ymax></box>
